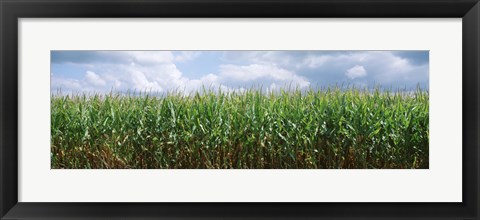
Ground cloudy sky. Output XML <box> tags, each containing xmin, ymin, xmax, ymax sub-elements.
<box><xmin>51</xmin><ymin>51</ymin><xmax>428</xmax><ymax>94</ymax></box>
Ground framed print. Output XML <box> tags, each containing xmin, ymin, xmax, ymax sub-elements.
<box><xmin>1</xmin><ymin>0</ymin><xmax>479</xmax><ymax>219</ymax></box>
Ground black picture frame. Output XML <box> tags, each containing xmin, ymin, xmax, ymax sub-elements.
<box><xmin>1</xmin><ymin>0</ymin><xmax>479</xmax><ymax>219</ymax></box>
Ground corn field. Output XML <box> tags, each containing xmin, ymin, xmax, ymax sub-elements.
<box><xmin>51</xmin><ymin>87</ymin><xmax>429</xmax><ymax>169</ymax></box>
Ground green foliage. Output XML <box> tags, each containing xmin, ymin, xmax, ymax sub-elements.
<box><xmin>51</xmin><ymin>87</ymin><xmax>429</xmax><ymax>169</ymax></box>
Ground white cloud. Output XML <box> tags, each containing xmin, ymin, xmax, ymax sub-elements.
<box><xmin>57</xmin><ymin>59</ymin><xmax>312</xmax><ymax>95</ymax></box>
<box><xmin>114</xmin><ymin>80</ymin><xmax>122</xmax><ymax>88</ymax></box>
<box><xmin>219</xmin><ymin>64</ymin><xmax>310</xmax><ymax>88</ymax></box>
<box><xmin>295</xmin><ymin>51</ymin><xmax>427</xmax><ymax>87</ymax></box>
<box><xmin>51</xmin><ymin>77</ymin><xmax>84</xmax><ymax>94</ymax></box>
<box><xmin>130</xmin><ymin>70</ymin><xmax>163</xmax><ymax>92</ymax></box>
<box><xmin>174</xmin><ymin>51</ymin><xmax>201</xmax><ymax>62</ymax></box>
<box><xmin>182</xmin><ymin>73</ymin><xmax>225</xmax><ymax>93</ymax></box>
<box><xmin>53</xmin><ymin>51</ymin><xmax>226</xmax><ymax>94</ymax></box>
<box><xmin>345</xmin><ymin>65</ymin><xmax>367</xmax><ymax>79</ymax></box>
<box><xmin>302</xmin><ymin>55</ymin><xmax>331</xmax><ymax>68</ymax></box>
<box><xmin>85</xmin><ymin>71</ymin><xmax>107</xmax><ymax>87</ymax></box>
<box><xmin>141</xmin><ymin>64</ymin><xmax>183</xmax><ymax>88</ymax></box>
<box><xmin>82</xmin><ymin>61</ymin><xmax>225</xmax><ymax>94</ymax></box>
<box><xmin>219</xmin><ymin>51</ymin><xmax>424</xmax><ymax>86</ymax></box>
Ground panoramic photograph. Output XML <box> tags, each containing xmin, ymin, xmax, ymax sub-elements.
<box><xmin>51</xmin><ymin>50</ymin><xmax>429</xmax><ymax>169</ymax></box>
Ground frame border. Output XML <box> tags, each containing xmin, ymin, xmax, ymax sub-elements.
<box><xmin>1</xmin><ymin>0</ymin><xmax>479</xmax><ymax>219</ymax></box>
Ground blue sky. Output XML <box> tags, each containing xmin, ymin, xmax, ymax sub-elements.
<box><xmin>51</xmin><ymin>51</ymin><xmax>428</xmax><ymax>94</ymax></box>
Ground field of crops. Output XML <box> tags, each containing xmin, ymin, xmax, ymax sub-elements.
<box><xmin>51</xmin><ymin>87</ymin><xmax>429</xmax><ymax>169</ymax></box>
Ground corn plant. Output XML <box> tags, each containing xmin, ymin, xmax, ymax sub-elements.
<box><xmin>51</xmin><ymin>87</ymin><xmax>429</xmax><ymax>169</ymax></box>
